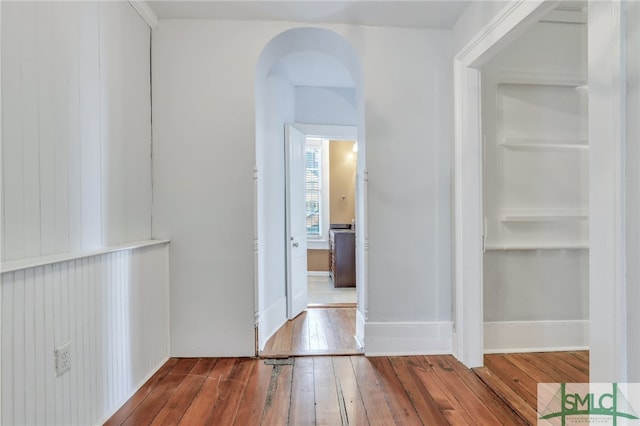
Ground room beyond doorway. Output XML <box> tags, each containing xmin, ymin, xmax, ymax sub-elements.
<box><xmin>308</xmin><ymin>275</ymin><xmax>356</xmax><ymax>306</ymax></box>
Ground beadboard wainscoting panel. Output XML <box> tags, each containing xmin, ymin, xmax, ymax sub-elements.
<box><xmin>0</xmin><ymin>243</ymin><xmax>170</xmax><ymax>426</ymax></box>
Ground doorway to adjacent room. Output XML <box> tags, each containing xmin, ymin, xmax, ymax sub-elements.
<box><xmin>255</xmin><ymin>28</ymin><xmax>366</xmax><ymax>357</ymax></box>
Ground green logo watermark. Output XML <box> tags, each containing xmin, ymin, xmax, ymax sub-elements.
<box><xmin>538</xmin><ymin>383</ymin><xmax>640</xmax><ymax>425</ymax></box>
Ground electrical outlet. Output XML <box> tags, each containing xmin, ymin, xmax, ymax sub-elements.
<box><xmin>55</xmin><ymin>342</ymin><xmax>71</xmax><ymax>376</ymax></box>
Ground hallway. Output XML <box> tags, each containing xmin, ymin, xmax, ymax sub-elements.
<box><xmin>260</xmin><ymin>307</ymin><xmax>362</xmax><ymax>357</ymax></box>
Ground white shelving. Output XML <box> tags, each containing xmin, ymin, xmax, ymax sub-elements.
<box><xmin>500</xmin><ymin>208</ymin><xmax>588</xmax><ymax>223</ymax></box>
<box><xmin>500</xmin><ymin>137</ymin><xmax>588</xmax><ymax>151</ymax></box>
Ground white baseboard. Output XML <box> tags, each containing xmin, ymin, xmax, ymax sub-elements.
<box><xmin>258</xmin><ymin>297</ymin><xmax>287</xmax><ymax>350</ymax></box>
<box><xmin>308</xmin><ymin>271</ymin><xmax>330</xmax><ymax>277</ymax></box>
<box><xmin>451</xmin><ymin>329</ymin><xmax>459</xmax><ymax>359</ymax></box>
<box><xmin>484</xmin><ymin>320</ymin><xmax>589</xmax><ymax>354</ymax></box>
<box><xmin>355</xmin><ymin>309</ymin><xmax>365</xmax><ymax>349</ymax></box>
<box><xmin>364</xmin><ymin>321</ymin><xmax>453</xmax><ymax>356</ymax></box>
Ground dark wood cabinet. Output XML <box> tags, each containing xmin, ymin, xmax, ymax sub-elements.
<box><xmin>329</xmin><ymin>230</ymin><xmax>356</xmax><ymax>288</ymax></box>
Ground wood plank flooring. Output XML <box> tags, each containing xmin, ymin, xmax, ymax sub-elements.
<box><xmin>106</xmin><ymin>351</ymin><xmax>589</xmax><ymax>426</ymax></box>
<box><xmin>106</xmin><ymin>355</ymin><xmax>529</xmax><ymax>426</ymax></box>
<box><xmin>261</xmin><ymin>307</ymin><xmax>362</xmax><ymax>357</ymax></box>
<box><xmin>106</xmin><ymin>303</ymin><xmax>589</xmax><ymax>426</ymax></box>
<box><xmin>473</xmin><ymin>351</ymin><xmax>589</xmax><ymax>425</ymax></box>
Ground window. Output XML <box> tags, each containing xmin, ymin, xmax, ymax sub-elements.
<box><xmin>305</xmin><ymin>139</ymin><xmax>322</xmax><ymax>237</ymax></box>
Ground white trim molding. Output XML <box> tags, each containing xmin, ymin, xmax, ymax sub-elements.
<box><xmin>626</xmin><ymin>0</ymin><xmax>640</xmax><ymax>383</ymax></box>
<box><xmin>1</xmin><ymin>239</ymin><xmax>170</xmax><ymax>274</ymax></box>
<box><xmin>453</xmin><ymin>0</ymin><xmax>560</xmax><ymax>369</ymax></box>
<box><xmin>364</xmin><ymin>321</ymin><xmax>453</xmax><ymax>356</ymax></box>
<box><xmin>456</xmin><ymin>1</ymin><xmax>557</xmax><ymax>68</ymax></box>
<box><xmin>128</xmin><ymin>0</ymin><xmax>158</xmax><ymax>29</ymax></box>
<box><xmin>1</xmin><ymin>2</ymin><xmax>4</xmax><ymax>421</ymax></box>
<box><xmin>355</xmin><ymin>308</ymin><xmax>366</xmax><ymax>349</ymax></box>
<box><xmin>258</xmin><ymin>296</ymin><xmax>287</xmax><ymax>351</ymax></box>
<box><xmin>484</xmin><ymin>320</ymin><xmax>589</xmax><ymax>354</ymax></box>
<box><xmin>588</xmin><ymin>0</ymin><xmax>628</xmax><ymax>383</ymax></box>
<box><xmin>307</xmin><ymin>271</ymin><xmax>330</xmax><ymax>277</ymax></box>
<box><xmin>295</xmin><ymin>124</ymin><xmax>357</xmax><ymax>141</ymax></box>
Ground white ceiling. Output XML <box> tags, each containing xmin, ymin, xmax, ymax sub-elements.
<box><xmin>146</xmin><ymin>1</ymin><xmax>471</xmax><ymax>30</ymax></box>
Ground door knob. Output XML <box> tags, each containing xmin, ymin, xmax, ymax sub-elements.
<box><xmin>293</xmin><ymin>242</ymin><xmax>299</xmax><ymax>247</ymax></box>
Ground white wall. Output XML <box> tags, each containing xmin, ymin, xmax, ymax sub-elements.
<box><xmin>363</xmin><ymin>27</ymin><xmax>452</xmax><ymax>326</ymax></box>
<box><xmin>152</xmin><ymin>20</ymin><xmax>259</xmax><ymax>356</ymax></box>
<box><xmin>362</xmin><ymin>25</ymin><xmax>454</xmax><ymax>354</ymax></box>
<box><xmin>484</xmin><ymin>250</ymin><xmax>588</xmax><ymax>321</ymax></box>
<box><xmin>1</xmin><ymin>243</ymin><xmax>170</xmax><ymax>426</ymax></box>
<box><xmin>1</xmin><ymin>1</ymin><xmax>152</xmax><ymax>261</ymax></box>
<box><xmin>153</xmin><ymin>20</ymin><xmax>453</xmax><ymax>356</ymax></box>
<box><xmin>295</xmin><ymin>86</ymin><xmax>356</xmax><ymax>125</ymax></box>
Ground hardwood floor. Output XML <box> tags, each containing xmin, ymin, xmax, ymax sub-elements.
<box><xmin>473</xmin><ymin>351</ymin><xmax>589</xmax><ymax>425</ymax></box>
<box><xmin>106</xmin><ymin>355</ymin><xmax>523</xmax><ymax>425</ymax></box>
<box><xmin>105</xmin><ymin>351</ymin><xmax>588</xmax><ymax>425</ymax></box>
<box><xmin>260</xmin><ymin>307</ymin><xmax>362</xmax><ymax>357</ymax></box>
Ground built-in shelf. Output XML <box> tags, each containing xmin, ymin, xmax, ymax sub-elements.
<box><xmin>501</xmin><ymin>214</ymin><xmax>588</xmax><ymax>222</ymax></box>
<box><xmin>496</xmin><ymin>71</ymin><xmax>587</xmax><ymax>87</ymax></box>
<box><xmin>499</xmin><ymin>137</ymin><xmax>588</xmax><ymax>151</ymax></box>
<box><xmin>500</xmin><ymin>208</ymin><xmax>588</xmax><ymax>223</ymax></box>
<box><xmin>484</xmin><ymin>243</ymin><xmax>589</xmax><ymax>251</ymax></box>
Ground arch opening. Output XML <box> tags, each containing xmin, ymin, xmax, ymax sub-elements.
<box><xmin>254</xmin><ymin>27</ymin><xmax>367</xmax><ymax>352</ymax></box>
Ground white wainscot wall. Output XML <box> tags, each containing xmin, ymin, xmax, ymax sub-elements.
<box><xmin>483</xmin><ymin>248</ymin><xmax>589</xmax><ymax>353</ymax></box>
<box><xmin>0</xmin><ymin>241</ymin><xmax>170</xmax><ymax>426</ymax></box>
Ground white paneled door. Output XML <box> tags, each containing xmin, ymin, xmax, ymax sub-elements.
<box><xmin>285</xmin><ymin>124</ymin><xmax>308</xmax><ymax>319</ymax></box>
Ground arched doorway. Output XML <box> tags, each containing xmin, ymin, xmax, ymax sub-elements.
<box><xmin>254</xmin><ymin>28</ymin><xmax>367</xmax><ymax>354</ymax></box>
